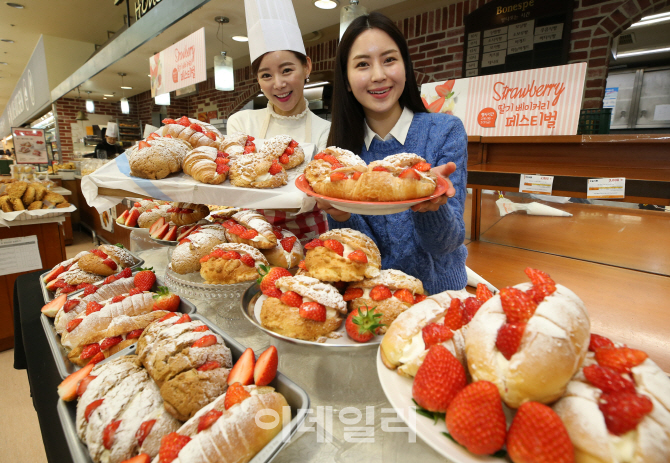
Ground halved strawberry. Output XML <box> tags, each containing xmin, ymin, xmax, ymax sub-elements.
<box><xmin>58</xmin><ymin>362</ymin><xmax>95</xmax><ymax>401</ymax></box>
<box><xmin>125</xmin><ymin>209</ymin><xmax>140</xmax><ymax>227</ymax></box>
<box><xmin>83</xmin><ymin>285</ymin><xmax>98</xmax><ymax>296</ymax></box>
<box><xmin>352</xmin><ymin>171</ymin><xmax>362</xmax><ymax>180</ymax></box>
<box><xmin>135</xmin><ymin>420</ymin><xmax>156</xmax><ymax>447</ymax></box>
<box><xmin>126</xmin><ymin>329</ymin><xmax>144</xmax><ymax>339</ymax></box>
<box><xmin>128</xmin><ymin>288</ymin><xmax>143</xmax><ymax>296</ymax></box>
<box><xmin>67</xmin><ymin>318</ymin><xmax>83</xmax><ymax>332</ymax></box>
<box><xmin>89</xmin><ymin>352</ymin><xmax>105</xmax><ymax>365</ymax></box>
<box><xmin>398</xmin><ymin>168</ymin><xmax>421</xmax><ymax>180</ymax></box>
<box><xmin>159</xmin><ymin>432</ymin><xmax>191</xmax><ymax>463</ymax></box>
<box><xmin>76</xmin><ymin>375</ymin><xmax>97</xmax><ymax>397</ymax></box>
<box><xmin>224</xmin><ymin>382</ymin><xmax>251</xmax><ymax>410</ymax></box>
<box><xmin>192</xmin><ymin>334</ymin><xmax>217</xmax><ymax>348</ymax></box>
<box><xmin>158</xmin><ymin>312</ymin><xmax>178</xmax><ymax>323</ymax></box>
<box><xmin>599</xmin><ymin>391</ymin><xmax>653</xmax><ymax>435</ymax></box>
<box><xmin>174</xmin><ymin>314</ymin><xmax>191</xmax><ymax>324</ymax></box>
<box><xmin>476</xmin><ymin>283</ymin><xmax>493</xmax><ymax>302</ymax></box>
<box><xmin>41</xmin><ymin>293</ymin><xmax>67</xmax><ymax>317</ymax></box>
<box><xmin>204</xmin><ymin>131</ymin><xmax>217</xmax><ymax>140</ymax></box>
<box><xmin>193</xmin><ymin>325</ymin><xmax>209</xmax><ymax>332</ymax></box>
<box><xmin>583</xmin><ymin>364</ymin><xmax>636</xmax><ymax>394</ymax></box>
<box><xmin>240</xmin><ymin>254</ymin><xmax>256</xmax><ymax>267</ymax></box>
<box><xmin>100</xmin><ymin>336</ymin><xmax>122</xmax><ymax>351</ymax></box>
<box><xmin>323</xmin><ymin>239</ymin><xmax>344</xmax><ymax>256</ymax></box>
<box><xmin>103</xmin><ymin>420</ymin><xmax>122</xmax><ymax>449</ymax></box>
<box><xmin>138</xmin><ymin>141</ymin><xmax>151</xmax><ymax>150</ymax></box>
<box><xmin>280</xmin><ymin>236</ymin><xmax>297</xmax><ymax>252</ymax></box>
<box><xmin>343</xmin><ymin>287</ymin><xmax>364</xmax><ymax>301</ymax></box>
<box><xmin>269</xmin><ymin>159</ymin><xmax>283</xmax><ymax>175</ymax></box>
<box><xmin>63</xmin><ymin>299</ymin><xmax>80</xmax><ymax>314</ymax></box>
<box><xmin>197</xmin><ymin>410</ymin><xmax>223</xmax><ymax>433</ymax></box>
<box><xmin>44</xmin><ymin>265</ymin><xmax>66</xmax><ymax>283</ymax></box>
<box><xmin>102</xmin><ymin>258</ymin><xmax>117</xmax><ymax>270</ymax></box>
<box><xmin>589</xmin><ymin>333</ymin><xmax>614</xmax><ymax>352</ymax></box>
<box><xmin>298</xmin><ymin>260</ymin><xmax>307</xmax><ymax>270</ymax></box>
<box><xmin>254</xmin><ymin>345</ymin><xmax>278</xmax><ymax>386</ymax></box>
<box><xmin>279</xmin><ymin>153</ymin><xmax>290</xmax><ymax>164</ymax></box>
<box><xmin>347</xmin><ymin>250</ymin><xmax>368</xmax><ymax>263</ymax></box>
<box><xmin>496</xmin><ymin>323</ymin><xmax>526</xmax><ymax>360</ymax></box>
<box><xmin>86</xmin><ymin>301</ymin><xmax>103</xmax><ymax>315</ymax></box>
<box><xmin>422</xmin><ymin>322</ymin><xmax>454</xmax><ymax>348</ymax></box>
<box><xmin>330</xmin><ymin>172</ymin><xmax>347</xmax><ymax>181</ymax></box>
<box><xmin>303</xmin><ymin>238</ymin><xmax>324</xmax><ymax>250</ymax></box>
<box><xmin>177</xmin><ymin>116</ymin><xmax>190</xmax><ymax>126</ymax></box>
<box><xmin>228</xmin><ymin>348</ymin><xmax>255</xmax><ymax>385</ymax></box>
<box><xmin>188</xmin><ymin>123</ymin><xmax>201</xmax><ymax>132</ymax></box>
<box><xmin>413</xmin><ymin>161</ymin><xmax>432</xmax><ymax>172</ymax></box>
<box><xmin>299</xmin><ymin>301</ymin><xmax>326</xmax><ymax>322</ymax></box>
<box><xmin>372</xmin><ymin>166</ymin><xmax>389</xmax><ymax>172</ymax></box>
<box><xmin>464</xmin><ymin>297</ymin><xmax>483</xmax><ymax>320</ymax></box>
<box><xmin>222</xmin><ymin>251</ymin><xmax>241</xmax><ymax>260</ymax></box>
<box><xmin>500</xmin><ymin>287</ymin><xmax>537</xmax><ymax>324</ymax></box>
<box><xmin>80</xmin><ymin>343</ymin><xmax>101</xmax><ymax>360</ymax></box>
<box><xmin>102</xmin><ymin>275</ymin><xmax>117</xmax><ymax>285</ymax></box>
<box><xmin>162</xmin><ymin>118</ymin><xmax>177</xmax><ymax>124</ymax></box>
<box><xmin>271</xmin><ymin>226</ymin><xmax>283</xmax><ymax>239</ymax></box>
<box><xmin>111</xmin><ymin>295</ymin><xmax>125</xmax><ymax>303</ymax></box>
<box><xmin>85</xmin><ymin>398</ymin><xmax>104</xmax><ymax>421</ymax></box>
<box><xmin>595</xmin><ymin>346</ymin><xmax>648</xmax><ymax>374</ymax></box>
<box><xmin>197</xmin><ymin>361</ymin><xmax>220</xmax><ymax>372</ymax></box>
<box><xmin>393</xmin><ymin>288</ymin><xmax>415</xmax><ymax>304</ymax></box>
<box><xmin>280</xmin><ymin>291</ymin><xmax>303</xmax><ymax>308</ymax></box>
<box><xmin>369</xmin><ymin>285</ymin><xmax>392</xmax><ymax>301</ymax></box>
<box><xmin>216</xmin><ymin>164</ymin><xmax>230</xmax><ymax>175</ymax></box>
<box><xmin>229</xmin><ymin>224</ymin><xmax>246</xmax><ymax>236</ymax></box>
<box><xmin>444</xmin><ymin>298</ymin><xmax>465</xmax><ymax>331</ymax></box>
<box><xmin>240</xmin><ymin>228</ymin><xmax>258</xmax><ymax>240</ymax></box>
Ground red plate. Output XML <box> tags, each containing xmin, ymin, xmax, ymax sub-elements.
<box><xmin>294</xmin><ymin>174</ymin><xmax>449</xmax><ymax>215</ymax></box>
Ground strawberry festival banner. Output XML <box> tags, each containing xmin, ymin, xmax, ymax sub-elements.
<box><xmin>421</xmin><ymin>63</ymin><xmax>587</xmax><ymax>136</ymax></box>
<box><xmin>150</xmin><ymin>28</ymin><xmax>206</xmax><ymax>97</ymax></box>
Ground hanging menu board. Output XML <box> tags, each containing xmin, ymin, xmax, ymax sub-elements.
<box><xmin>463</xmin><ymin>0</ymin><xmax>573</xmax><ymax>77</ymax></box>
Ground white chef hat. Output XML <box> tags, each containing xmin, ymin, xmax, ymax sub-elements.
<box><xmin>245</xmin><ymin>0</ymin><xmax>306</xmax><ymax>64</ymax></box>
<box><xmin>105</xmin><ymin>122</ymin><xmax>118</xmax><ymax>138</ymax></box>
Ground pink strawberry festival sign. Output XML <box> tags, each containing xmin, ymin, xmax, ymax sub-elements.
<box><xmin>150</xmin><ymin>28</ymin><xmax>207</xmax><ymax>97</ymax></box>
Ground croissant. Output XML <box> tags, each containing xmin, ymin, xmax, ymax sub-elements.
<box><xmin>182</xmin><ymin>146</ymin><xmax>230</xmax><ymax>184</ymax></box>
<box><xmin>157</xmin><ymin>116</ymin><xmax>222</xmax><ymax>149</ymax></box>
<box><xmin>221</xmin><ymin>132</ymin><xmax>255</xmax><ymax>154</ymax></box>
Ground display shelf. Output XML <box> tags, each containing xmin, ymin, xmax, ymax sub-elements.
<box><xmin>116</xmin><ymin>118</ymin><xmax>141</xmax><ymax>145</ymax></box>
<box><xmin>465</xmin><ymin>240</ymin><xmax>670</xmax><ymax>373</ymax></box>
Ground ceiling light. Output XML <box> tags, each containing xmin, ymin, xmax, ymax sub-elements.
<box><xmin>1</xmin><ymin>39</ymin><xmax>14</xmax><ymax>43</ymax></box>
<box><xmin>630</xmin><ymin>12</ymin><xmax>670</xmax><ymax>28</ymax></box>
<box><xmin>104</xmin><ymin>94</ymin><xmax>114</xmax><ymax>97</ymax></box>
<box><xmin>616</xmin><ymin>46</ymin><xmax>670</xmax><ymax>58</ymax></box>
<box><xmin>121</xmin><ymin>86</ymin><xmax>132</xmax><ymax>89</ymax></box>
<box><xmin>6</xmin><ymin>3</ymin><xmax>25</xmax><ymax>8</ymax></box>
<box><xmin>304</xmin><ymin>81</ymin><xmax>329</xmax><ymax>88</ymax></box>
<box><xmin>103</xmin><ymin>97</ymin><xmax>107</xmax><ymax>100</ymax></box>
<box><xmin>155</xmin><ymin>92</ymin><xmax>170</xmax><ymax>105</ymax></box>
<box><xmin>232</xmin><ymin>36</ymin><xmax>248</xmax><ymax>42</ymax></box>
<box><xmin>86</xmin><ymin>99</ymin><xmax>95</xmax><ymax>113</ymax></box>
<box><xmin>314</xmin><ymin>0</ymin><xmax>338</xmax><ymax>9</ymax></box>
<box><xmin>120</xmin><ymin>98</ymin><xmax>130</xmax><ymax>114</ymax></box>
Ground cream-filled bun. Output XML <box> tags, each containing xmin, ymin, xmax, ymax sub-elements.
<box><xmin>259</xmin><ymin>134</ymin><xmax>305</xmax><ymax>170</ymax></box>
<box><xmin>465</xmin><ymin>282</ymin><xmax>590</xmax><ymax>409</ymax></box>
<box><xmin>223</xmin><ymin>210</ymin><xmax>277</xmax><ymax>250</ymax></box>
<box><xmin>304</xmin><ymin>146</ymin><xmax>366</xmax><ymax>185</ymax></box>
<box><xmin>303</xmin><ymin>228</ymin><xmax>381</xmax><ymax>282</ymax></box>
<box><xmin>261</xmin><ymin>228</ymin><xmax>304</xmax><ymax>269</ymax></box>
<box><xmin>200</xmin><ymin>243</ymin><xmax>269</xmax><ymax>285</ymax></box>
<box><xmin>229</xmin><ymin>153</ymin><xmax>287</xmax><ymax>189</ymax></box>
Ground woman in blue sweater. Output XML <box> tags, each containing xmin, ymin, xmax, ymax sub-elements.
<box><xmin>318</xmin><ymin>12</ymin><xmax>468</xmax><ymax>294</ymax></box>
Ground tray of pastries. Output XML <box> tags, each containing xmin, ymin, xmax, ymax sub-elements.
<box><xmin>0</xmin><ymin>180</ymin><xmax>76</xmax><ymax>220</ymax></box>
<box><xmin>56</xmin><ymin>312</ymin><xmax>310</xmax><ymax>463</ymax></box>
<box><xmin>40</xmin><ymin>268</ymin><xmax>194</xmax><ymax>378</ymax></box>
<box><xmin>40</xmin><ymin>244</ymin><xmax>144</xmax><ymax>303</ymax></box>
<box><xmin>376</xmin><ymin>268</ymin><xmax>670</xmax><ymax>463</ymax></box>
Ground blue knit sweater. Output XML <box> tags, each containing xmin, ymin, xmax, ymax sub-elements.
<box><xmin>327</xmin><ymin>112</ymin><xmax>468</xmax><ymax>294</ymax></box>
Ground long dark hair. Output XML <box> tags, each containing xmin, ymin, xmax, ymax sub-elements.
<box><xmin>327</xmin><ymin>12</ymin><xmax>427</xmax><ymax>153</ymax></box>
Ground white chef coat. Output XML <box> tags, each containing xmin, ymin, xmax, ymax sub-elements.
<box><xmin>227</xmin><ymin>99</ymin><xmax>331</xmax><ymax>151</ymax></box>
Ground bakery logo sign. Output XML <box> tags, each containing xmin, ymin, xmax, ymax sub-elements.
<box><xmin>133</xmin><ymin>0</ymin><xmax>161</xmax><ymax>22</ymax></box>
<box><xmin>150</xmin><ymin>28</ymin><xmax>206</xmax><ymax>97</ymax></box>
<box><xmin>421</xmin><ymin>62</ymin><xmax>587</xmax><ymax>136</ymax></box>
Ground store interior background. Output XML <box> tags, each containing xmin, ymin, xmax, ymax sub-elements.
<box><xmin>0</xmin><ymin>0</ymin><xmax>669</xmax><ymax>462</ymax></box>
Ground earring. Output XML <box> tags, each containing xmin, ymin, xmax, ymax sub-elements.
<box><xmin>306</xmin><ymin>75</ymin><xmax>310</xmax><ymax>82</ymax></box>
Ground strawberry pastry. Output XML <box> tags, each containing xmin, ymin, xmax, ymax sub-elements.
<box><xmin>258</xmin><ymin>134</ymin><xmax>305</xmax><ymax>170</ymax></box>
<box><xmin>199</xmin><ymin>243</ymin><xmax>269</xmax><ymax>285</ymax></box>
<box><xmin>222</xmin><ymin>210</ymin><xmax>278</xmax><ymax>249</ymax></box>
<box><xmin>229</xmin><ymin>151</ymin><xmax>288</xmax><ymax>189</ymax></box>
<box><xmin>260</xmin><ymin>275</ymin><xmax>347</xmax><ymax>342</ymax></box>
<box><xmin>260</xmin><ymin>227</ymin><xmax>304</xmax><ymax>269</ymax></box>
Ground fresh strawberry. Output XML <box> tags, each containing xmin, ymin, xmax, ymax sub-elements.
<box><xmin>500</xmin><ymin>287</ymin><xmax>537</xmax><ymax>324</ymax></box>
<box><xmin>76</xmin><ymin>375</ymin><xmax>97</xmax><ymax>397</ymax></box>
<box><xmin>413</xmin><ymin>161</ymin><xmax>432</xmax><ymax>171</ymax></box>
<box><xmin>158</xmin><ymin>312</ymin><xmax>178</xmax><ymax>323</ymax></box>
<box><xmin>595</xmin><ymin>346</ymin><xmax>648</xmax><ymax>374</ymax></box>
<box><xmin>139</xmin><ymin>140</ymin><xmax>151</xmax><ymax>150</ymax></box>
<box><xmin>134</xmin><ymin>269</ymin><xmax>156</xmax><ymax>291</ymax></box>
<box><xmin>299</xmin><ymin>301</ymin><xmax>327</xmax><ymax>322</ymax></box>
<box><xmin>254</xmin><ymin>345</ymin><xmax>278</xmax><ymax>386</ymax></box>
<box><xmin>412</xmin><ymin>345</ymin><xmax>467</xmax><ymax>412</ymax></box>
<box><xmin>298</xmin><ymin>260</ymin><xmax>307</xmax><ymax>270</ymax></box>
<box><xmin>102</xmin><ymin>275</ymin><xmax>117</xmax><ymax>285</ymax></box>
<box><xmin>215</xmin><ymin>157</ymin><xmax>230</xmax><ymax>167</ymax></box>
<box><xmin>58</xmin><ymin>360</ymin><xmax>95</xmax><ymax>401</ymax></box>
<box><xmin>243</xmin><ymin>145</ymin><xmax>255</xmax><ymax>154</ymax></box>
<box><xmin>189</xmin><ymin>123</ymin><xmax>203</xmax><ymax>132</ymax></box>
<box><xmin>229</xmin><ymin>224</ymin><xmax>246</xmax><ymax>236</ymax></box>
<box><xmin>372</xmin><ymin>166</ymin><xmax>389</xmax><ymax>172</ymax></box>
<box><xmin>81</xmin><ymin>343</ymin><xmax>102</xmax><ymax>360</ymax></box>
<box><xmin>174</xmin><ymin>314</ymin><xmax>191</xmax><ymax>324</ymax></box>
<box><xmin>117</xmin><ymin>267</ymin><xmax>132</xmax><ymax>279</ymax></box>
<box><xmin>41</xmin><ymin>293</ymin><xmax>67</xmax><ymax>317</ymax></box>
<box><xmin>314</xmin><ymin>152</ymin><xmax>326</xmax><ymax>160</ymax></box>
<box><xmin>86</xmin><ymin>301</ymin><xmax>103</xmax><ymax>315</ymax></box>
<box><xmin>197</xmin><ymin>361</ymin><xmax>220</xmax><ymax>372</ymax></box>
<box><xmin>125</xmin><ymin>209</ymin><xmax>140</xmax><ymax>227</ymax></box>
<box><xmin>197</xmin><ymin>409</ymin><xmax>223</xmax><ymax>433</ymax></box>
<box><xmin>463</xmin><ymin>297</ymin><xmax>483</xmax><ymax>320</ymax></box>
<box><xmin>178</xmin><ymin>238</ymin><xmax>191</xmax><ymax>245</ymax></box>
<box><xmin>303</xmin><ymin>238</ymin><xmax>324</xmax><ymax>250</ymax></box>
<box><xmin>122</xmin><ymin>453</ymin><xmax>151</xmax><ymax>463</ymax></box>
<box><xmin>289</xmin><ymin>139</ymin><xmax>299</xmax><ymax>148</ymax></box>
<box><xmin>583</xmin><ymin>364</ymin><xmax>636</xmax><ymax>394</ymax></box>
<box><xmin>507</xmin><ymin>402</ymin><xmax>574</xmax><ymax>463</ymax></box>
<box><xmin>414</xmin><ymin>294</ymin><xmax>427</xmax><ymax>303</ymax></box>
<box><xmin>280</xmin><ymin>291</ymin><xmax>303</xmax><ymax>308</ymax></box>
<box><xmin>343</xmin><ymin>287</ymin><xmax>364</xmax><ymax>301</ymax></box>
<box><xmin>222</xmin><ymin>251</ymin><xmax>241</xmax><ymax>260</ymax></box>
<box><xmin>599</xmin><ymin>391</ymin><xmax>653</xmax><ymax>435</ymax></box>
<box><xmin>369</xmin><ymin>285</ymin><xmax>392</xmax><ymax>301</ymax></box>
<box><xmin>269</xmin><ymin>159</ymin><xmax>283</xmax><ymax>175</ymax></box>
<box><xmin>525</xmin><ymin>267</ymin><xmax>557</xmax><ymax>304</ymax></box>
<box><xmin>193</xmin><ymin>325</ymin><xmax>209</xmax><ymax>332</ymax></box>
<box><xmin>224</xmin><ymin>382</ymin><xmax>251</xmax><ymax>410</ymax></box>
<box><xmin>589</xmin><ymin>333</ymin><xmax>614</xmax><ymax>352</ymax></box>
<box><xmin>177</xmin><ymin>116</ymin><xmax>190</xmax><ymax>126</ymax></box>
<box><xmin>228</xmin><ymin>348</ymin><xmax>255</xmax><ymax>385</ymax></box>
<box><xmin>346</xmin><ymin>306</ymin><xmax>384</xmax><ymax>343</ymax></box>
<box><xmin>209</xmin><ymin>248</ymin><xmax>225</xmax><ymax>259</ymax></box>
<box><xmin>257</xmin><ymin>265</ymin><xmax>291</xmax><ymax>298</ymax></box>
<box><xmin>443</xmin><ymin>298</ymin><xmax>465</xmax><ymax>331</ymax></box>
<box><xmin>44</xmin><ymin>265</ymin><xmax>66</xmax><ymax>283</ymax></box>
<box><xmin>100</xmin><ymin>336</ymin><xmax>122</xmax><ymax>351</ymax></box>
<box><xmin>89</xmin><ymin>352</ymin><xmax>105</xmax><ymax>365</ymax></box>
<box><xmin>280</xmin><ymin>236</ymin><xmax>297</xmax><ymax>252</ymax></box>
<box><xmin>284</xmin><ymin>146</ymin><xmax>295</xmax><ymax>155</ymax></box>
<box><xmin>85</xmin><ymin>398</ymin><xmax>104</xmax><ymax>421</ymax></box>
<box><xmin>322</xmin><ymin>154</ymin><xmax>340</xmax><ymax>166</ymax></box>
<box><xmin>240</xmin><ymin>228</ymin><xmax>258</xmax><ymax>239</ymax></box>
<box><xmin>51</xmin><ymin>278</ymin><xmax>67</xmax><ymax>289</ymax></box>
<box><xmin>103</xmin><ymin>420</ymin><xmax>121</xmax><ymax>449</ymax></box>
<box><xmin>446</xmin><ymin>381</ymin><xmax>506</xmax><ymax>455</ymax></box>
<box><xmin>67</xmin><ymin>318</ymin><xmax>83</xmax><ymax>332</ymax></box>
<box><xmin>60</xmin><ymin>284</ymin><xmax>77</xmax><ymax>294</ymax></box>
<box><xmin>83</xmin><ymin>284</ymin><xmax>98</xmax><ymax>296</ymax></box>
<box><xmin>271</xmin><ymin>226</ymin><xmax>283</xmax><ymax>239</ymax></box>
<box><xmin>342</xmin><ymin>250</ymin><xmax>366</xmax><ymax>265</ymax></box>
<box><xmin>102</xmin><ymin>258</ymin><xmax>117</xmax><ymax>270</ymax></box>
<box><xmin>159</xmin><ymin>432</ymin><xmax>191</xmax><ymax>463</ymax></box>
<box><xmin>111</xmin><ymin>295</ymin><xmax>126</xmax><ymax>303</ymax></box>
<box><xmin>162</xmin><ymin>118</ymin><xmax>177</xmax><ymax>124</ymax></box>
<box><xmin>422</xmin><ymin>322</ymin><xmax>453</xmax><ymax>348</ymax></box>
<box><xmin>192</xmin><ymin>334</ymin><xmax>217</xmax><ymax>348</ymax></box>
<box><xmin>128</xmin><ymin>288</ymin><xmax>143</xmax><ymax>296</ymax></box>
<box><xmin>330</xmin><ymin>171</ymin><xmax>347</xmax><ymax>181</ymax></box>
<box><xmin>496</xmin><ymin>323</ymin><xmax>526</xmax><ymax>360</ymax></box>
<box><xmin>153</xmin><ymin>287</ymin><xmax>181</xmax><ymax>312</ymax></box>
<box><xmin>323</xmin><ymin>239</ymin><xmax>344</xmax><ymax>256</ymax></box>
<box><xmin>393</xmin><ymin>288</ymin><xmax>415</xmax><ymax>304</ymax></box>
<box><xmin>398</xmin><ymin>167</ymin><xmax>421</xmax><ymax>180</ymax></box>
<box><xmin>352</xmin><ymin>171</ymin><xmax>363</xmax><ymax>180</ymax></box>
<box><xmin>475</xmin><ymin>283</ymin><xmax>493</xmax><ymax>302</ymax></box>
<box><xmin>240</xmin><ymin>254</ymin><xmax>256</xmax><ymax>267</ymax></box>
<box><xmin>279</xmin><ymin>153</ymin><xmax>290</xmax><ymax>164</ymax></box>
<box><xmin>63</xmin><ymin>299</ymin><xmax>80</xmax><ymax>313</ymax></box>
<box><xmin>135</xmin><ymin>419</ymin><xmax>156</xmax><ymax>447</ymax></box>
<box><xmin>204</xmin><ymin>131</ymin><xmax>217</xmax><ymax>140</ymax></box>
<box><xmin>126</xmin><ymin>329</ymin><xmax>144</xmax><ymax>339</ymax></box>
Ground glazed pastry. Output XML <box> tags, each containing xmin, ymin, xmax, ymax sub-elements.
<box><xmin>229</xmin><ymin>154</ymin><xmax>288</xmax><ymax>189</ymax></box>
<box><xmin>168</xmin><ymin>202</ymin><xmax>209</xmax><ymax>226</ymax></box>
<box><xmin>259</xmin><ymin>135</ymin><xmax>305</xmax><ymax>170</ymax></box>
<box><xmin>261</xmin><ymin>228</ymin><xmax>304</xmax><ymax>269</ymax></box>
<box><xmin>553</xmin><ymin>340</ymin><xmax>670</xmax><ymax>463</ymax></box>
<box><xmin>344</xmin><ymin>269</ymin><xmax>425</xmax><ymax>334</ymax></box>
<box><xmin>183</xmin><ymin>146</ymin><xmax>230</xmax><ymax>184</ymax></box>
<box><xmin>260</xmin><ymin>275</ymin><xmax>346</xmax><ymax>342</ymax></box>
<box><xmin>223</xmin><ymin>210</ymin><xmax>277</xmax><ymax>249</ymax></box>
<box><xmin>302</xmin><ymin>228</ymin><xmax>381</xmax><ymax>282</ymax></box>
<box><xmin>137</xmin><ymin>315</ymin><xmax>233</xmax><ymax>421</ymax></box>
<box><xmin>465</xmin><ymin>268</ymin><xmax>590</xmax><ymax>408</ymax></box>
<box><xmin>126</xmin><ymin>137</ymin><xmax>192</xmax><ymax>180</ymax></box>
<box><xmin>199</xmin><ymin>243</ymin><xmax>269</xmax><ymax>285</ymax></box>
<box><xmin>157</xmin><ymin>116</ymin><xmax>222</xmax><ymax>149</ymax></box>
<box><xmin>75</xmin><ymin>355</ymin><xmax>182</xmax><ymax>463</ymax></box>
<box><xmin>170</xmin><ymin>230</ymin><xmax>227</xmax><ymax>274</ymax></box>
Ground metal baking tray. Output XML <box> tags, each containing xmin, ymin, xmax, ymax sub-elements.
<box><xmin>42</xmin><ymin>274</ymin><xmax>196</xmax><ymax>379</ymax></box>
<box><xmin>57</xmin><ymin>313</ymin><xmax>310</xmax><ymax>463</ymax></box>
<box><xmin>39</xmin><ymin>247</ymin><xmax>145</xmax><ymax>303</ymax></box>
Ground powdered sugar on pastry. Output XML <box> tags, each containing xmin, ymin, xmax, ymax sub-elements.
<box><xmin>275</xmin><ymin>275</ymin><xmax>347</xmax><ymax>313</ymax></box>
<box><xmin>211</xmin><ymin>243</ymin><xmax>269</xmax><ymax>267</ymax></box>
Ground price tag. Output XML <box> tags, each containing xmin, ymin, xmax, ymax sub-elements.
<box><xmin>0</xmin><ymin>235</ymin><xmax>42</xmax><ymax>276</ymax></box>
<box><xmin>587</xmin><ymin>178</ymin><xmax>626</xmax><ymax>199</ymax></box>
<box><xmin>519</xmin><ymin>175</ymin><xmax>554</xmax><ymax>195</ymax></box>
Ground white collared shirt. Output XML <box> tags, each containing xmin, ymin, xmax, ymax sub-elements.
<box><xmin>363</xmin><ymin>106</ymin><xmax>414</xmax><ymax>150</ymax></box>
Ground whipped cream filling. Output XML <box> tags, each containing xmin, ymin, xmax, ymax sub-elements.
<box><xmin>610</xmin><ymin>431</ymin><xmax>637</xmax><ymax>462</ymax></box>
<box><xmin>255</xmin><ymin>172</ymin><xmax>273</xmax><ymax>182</ymax></box>
<box><xmin>360</xmin><ymin>287</ymin><xmax>401</xmax><ymax>302</ymax></box>
<box><xmin>399</xmin><ymin>331</ymin><xmax>426</xmax><ymax>364</ymax></box>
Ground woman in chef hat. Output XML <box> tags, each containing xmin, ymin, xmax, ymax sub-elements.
<box><xmin>227</xmin><ymin>0</ymin><xmax>331</xmax><ymax>242</ymax></box>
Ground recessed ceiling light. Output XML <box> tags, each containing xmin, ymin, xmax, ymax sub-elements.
<box><xmin>121</xmin><ymin>86</ymin><xmax>132</xmax><ymax>89</ymax></box>
<box><xmin>314</xmin><ymin>0</ymin><xmax>338</xmax><ymax>9</ymax></box>
<box><xmin>6</xmin><ymin>3</ymin><xmax>25</xmax><ymax>8</ymax></box>
<box><xmin>232</xmin><ymin>36</ymin><xmax>248</xmax><ymax>42</ymax></box>
<box><xmin>103</xmin><ymin>97</ymin><xmax>107</xmax><ymax>99</ymax></box>
<box><xmin>104</xmin><ymin>94</ymin><xmax>114</xmax><ymax>97</ymax></box>
<box><xmin>1</xmin><ymin>39</ymin><xmax>14</xmax><ymax>43</ymax></box>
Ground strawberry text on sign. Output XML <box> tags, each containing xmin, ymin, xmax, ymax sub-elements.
<box><xmin>519</xmin><ymin>175</ymin><xmax>554</xmax><ymax>195</ymax></box>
